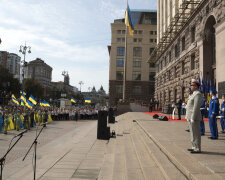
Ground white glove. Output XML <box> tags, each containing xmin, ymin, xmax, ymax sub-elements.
<box><xmin>190</xmin><ymin>119</ymin><xmax>194</xmax><ymax>123</ymax></box>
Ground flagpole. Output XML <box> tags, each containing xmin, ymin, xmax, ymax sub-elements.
<box><xmin>123</xmin><ymin>0</ymin><xmax>128</xmax><ymax>102</ymax></box>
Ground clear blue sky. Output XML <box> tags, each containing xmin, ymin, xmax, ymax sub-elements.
<box><xmin>0</xmin><ymin>0</ymin><xmax>157</xmax><ymax>92</ymax></box>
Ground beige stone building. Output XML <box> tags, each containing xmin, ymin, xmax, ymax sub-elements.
<box><xmin>109</xmin><ymin>10</ymin><xmax>157</xmax><ymax>106</ymax></box>
<box><xmin>150</xmin><ymin>0</ymin><xmax>225</xmax><ymax>111</ymax></box>
<box><xmin>27</xmin><ymin>58</ymin><xmax>52</xmax><ymax>88</ymax></box>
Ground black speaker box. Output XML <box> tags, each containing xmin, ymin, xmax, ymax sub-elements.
<box><xmin>153</xmin><ymin>114</ymin><xmax>159</xmax><ymax>119</ymax></box>
<box><xmin>97</xmin><ymin>111</ymin><xmax>108</xmax><ymax>139</ymax></box>
<box><xmin>158</xmin><ymin>116</ymin><xmax>168</xmax><ymax>121</ymax></box>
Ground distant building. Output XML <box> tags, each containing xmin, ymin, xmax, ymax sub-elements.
<box><xmin>51</xmin><ymin>81</ymin><xmax>74</xmax><ymax>95</ymax></box>
<box><xmin>82</xmin><ymin>86</ymin><xmax>107</xmax><ymax>105</ymax></box>
<box><xmin>27</xmin><ymin>58</ymin><xmax>52</xmax><ymax>88</ymax></box>
<box><xmin>109</xmin><ymin>10</ymin><xmax>157</xmax><ymax>106</ymax></box>
<box><xmin>0</xmin><ymin>51</ymin><xmax>21</xmax><ymax>80</ymax></box>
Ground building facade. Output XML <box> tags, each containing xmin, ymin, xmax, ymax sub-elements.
<box><xmin>150</xmin><ymin>0</ymin><xmax>225</xmax><ymax>110</ymax></box>
<box><xmin>27</xmin><ymin>58</ymin><xmax>52</xmax><ymax>88</ymax></box>
<box><xmin>0</xmin><ymin>51</ymin><xmax>21</xmax><ymax>80</ymax></box>
<box><xmin>109</xmin><ymin>10</ymin><xmax>157</xmax><ymax>106</ymax></box>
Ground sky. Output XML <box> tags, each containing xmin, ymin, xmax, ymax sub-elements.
<box><xmin>0</xmin><ymin>0</ymin><xmax>157</xmax><ymax>93</ymax></box>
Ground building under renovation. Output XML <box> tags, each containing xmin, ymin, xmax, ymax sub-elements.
<box><xmin>149</xmin><ymin>0</ymin><xmax>225</xmax><ymax>111</ymax></box>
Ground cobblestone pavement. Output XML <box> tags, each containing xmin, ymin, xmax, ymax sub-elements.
<box><xmin>0</xmin><ymin>120</ymin><xmax>91</xmax><ymax>164</ymax></box>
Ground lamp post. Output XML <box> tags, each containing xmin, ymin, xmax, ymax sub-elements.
<box><xmin>79</xmin><ymin>81</ymin><xmax>84</xmax><ymax>93</ymax></box>
<box><xmin>19</xmin><ymin>43</ymin><xmax>31</xmax><ymax>89</ymax></box>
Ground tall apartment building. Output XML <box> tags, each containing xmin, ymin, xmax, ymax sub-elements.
<box><xmin>0</xmin><ymin>51</ymin><xmax>21</xmax><ymax>80</ymax></box>
<box><xmin>109</xmin><ymin>10</ymin><xmax>157</xmax><ymax>106</ymax></box>
<box><xmin>150</xmin><ymin>0</ymin><xmax>225</xmax><ymax>111</ymax></box>
<box><xmin>27</xmin><ymin>58</ymin><xmax>52</xmax><ymax>88</ymax></box>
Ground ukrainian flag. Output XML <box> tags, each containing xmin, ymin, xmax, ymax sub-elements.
<box><xmin>21</xmin><ymin>94</ymin><xmax>27</xmax><ymax>104</ymax></box>
<box><xmin>21</xmin><ymin>99</ymin><xmax>25</xmax><ymax>106</ymax></box>
<box><xmin>20</xmin><ymin>90</ymin><xmax>26</xmax><ymax>96</ymax></box>
<box><xmin>40</xmin><ymin>101</ymin><xmax>50</xmax><ymax>107</ymax></box>
<box><xmin>71</xmin><ymin>97</ymin><xmax>77</xmax><ymax>103</ymax></box>
<box><xmin>12</xmin><ymin>94</ymin><xmax>20</xmax><ymax>106</ymax></box>
<box><xmin>29</xmin><ymin>95</ymin><xmax>37</xmax><ymax>105</ymax></box>
<box><xmin>85</xmin><ymin>98</ymin><xmax>91</xmax><ymax>103</ymax></box>
<box><xmin>125</xmin><ymin>5</ymin><xmax>134</xmax><ymax>36</ymax></box>
<box><xmin>26</xmin><ymin>100</ymin><xmax>33</xmax><ymax>109</ymax></box>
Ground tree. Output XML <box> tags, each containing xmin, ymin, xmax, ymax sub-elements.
<box><xmin>24</xmin><ymin>79</ymin><xmax>44</xmax><ymax>99</ymax></box>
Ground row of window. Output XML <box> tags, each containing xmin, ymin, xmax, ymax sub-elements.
<box><xmin>117</xmin><ymin>30</ymin><xmax>157</xmax><ymax>35</ymax></box>
<box><xmin>115</xmin><ymin>85</ymin><xmax>155</xmax><ymax>95</ymax></box>
<box><xmin>116</xmin><ymin>71</ymin><xmax>155</xmax><ymax>81</ymax></box>
<box><xmin>117</xmin><ymin>47</ymin><xmax>155</xmax><ymax>57</ymax></box>
<box><xmin>116</xmin><ymin>58</ymin><xmax>155</xmax><ymax>68</ymax></box>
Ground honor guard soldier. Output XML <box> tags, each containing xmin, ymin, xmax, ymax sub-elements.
<box><xmin>220</xmin><ymin>93</ymin><xmax>225</xmax><ymax>133</ymax></box>
<box><xmin>208</xmin><ymin>89</ymin><xmax>220</xmax><ymax>139</ymax></box>
<box><xmin>200</xmin><ymin>96</ymin><xmax>206</xmax><ymax>135</ymax></box>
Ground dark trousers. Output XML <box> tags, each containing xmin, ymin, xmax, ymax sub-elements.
<box><xmin>178</xmin><ymin>108</ymin><xmax>181</xmax><ymax>120</ymax></box>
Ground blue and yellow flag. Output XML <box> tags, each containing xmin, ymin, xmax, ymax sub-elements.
<box><xmin>85</xmin><ymin>98</ymin><xmax>91</xmax><ymax>103</ymax></box>
<box><xmin>125</xmin><ymin>5</ymin><xmax>134</xmax><ymax>36</ymax></box>
<box><xmin>40</xmin><ymin>101</ymin><xmax>50</xmax><ymax>107</ymax></box>
<box><xmin>12</xmin><ymin>94</ymin><xmax>20</xmax><ymax>105</ymax></box>
<box><xmin>29</xmin><ymin>95</ymin><xmax>37</xmax><ymax>105</ymax></box>
<box><xmin>26</xmin><ymin>100</ymin><xmax>33</xmax><ymax>109</ymax></box>
<box><xmin>21</xmin><ymin>99</ymin><xmax>25</xmax><ymax>106</ymax></box>
<box><xmin>71</xmin><ymin>97</ymin><xmax>77</xmax><ymax>103</ymax></box>
<box><xmin>20</xmin><ymin>90</ymin><xmax>26</xmax><ymax>96</ymax></box>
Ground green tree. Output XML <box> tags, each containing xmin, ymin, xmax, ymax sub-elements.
<box><xmin>24</xmin><ymin>79</ymin><xmax>44</xmax><ymax>99</ymax></box>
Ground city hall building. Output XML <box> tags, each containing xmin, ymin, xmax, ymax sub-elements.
<box><xmin>109</xmin><ymin>10</ymin><xmax>157</xmax><ymax>106</ymax></box>
<box><xmin>149</xmin><ymin>0</ymin><xmax>225</xmax><ymax>110</ymax></box>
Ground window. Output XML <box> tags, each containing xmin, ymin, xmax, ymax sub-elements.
<box><xmin>174</xmin><ymin>66</ymin><xmax>177</xmax><ymax>78</ymax></box>
<box><xmin>117</xmin><ymin>38</ymin><xmax>121</xmax><ymax>42</ymax></box>
<box><xmin>116</xmin><ymin>58</ymin><xmax>124</xmax><ymax>67</ymax></box>
<box><xmin>154</xmin><ymin>39</ymin><xmax>157</xmax><ymax>43</ymax></box>
<box><xmin>133</xmin><ymin>59</ymin><xmax>142</xmax><ymax>67</ymax></box>
<box><xmin>134</xmin><ymin>30</ymin><xmax>137</xmax><ymax>34</ymax></box>
<box><xmin>191</xmin><ymin>26</ymin><xmax>196</xmax><ymax>43</ymax></box>
<box><xmin>149</xmin><ymin>72</ymin><xmax>155</xmax><ymax>81</ymax></box>
<box><xmin>122</xmin><ymin>38</ymin><xmax>125</xmax><ymax>42</ymax></box>
<box><xmin>155</xmin><ymin>31</ymin><xmax>157</xmax><ymax>35</ymax></box>
<box><xmin>116</xmin><ymin>85</ymin><xmax>123</xmax><ymax>94</ymax></box>
<box><xmin>191</xmin><ymin>54</ymin><xmax>195</xmax><ymax>70</ymax></box>
<box><xmin>149</xmin><ymin>63</ymin><xmax>155</xmax><ymax>68</ymax></box>
<box><xmin>150</xmin><ymin>48</ymin><xmax>155</xmax><ymax>55</ymax></box>
<box><xmin>182</xmin><ymin>61</ymin><xmax>185</xmax><ymax>75</ymax></box>
<box><xmin>149</xmin><ymin>86</ymin><xmax>155</xmax><ymax>96</ymax></box>
<box><xmin>182</xmin><ymin>36</ymin><xmax>186</xmax><ymax>51</ymax></box>
<box><xmin>138</xmin><ymin>38</ymin><xmax>142</xmax><ymax>42</ymax></box>
<box><xmin>150</xmin><ymin>39</ymin><xmax>154</xmax><ymax>43</ymax></box>
<box><xmin>150</xmin><ymin>31</ymin><xmax>154</xmax><ymax>35</ymax></box>
<box><xmin>117</xmin><ymin>47</ymin><xmax>125</xmax><ymax>56</ymax></box>
<box><xmin>133</xmin><ymin>47</ymin><xmax>142</xmax><ymax>57</ymax></box>
<box><xmin>133</xmin><ymin>38</ymin><xmax>137</xmax><ymax>42</ymax></box>
<box><xmin>168</xmin><ymin>51</ymin><xmax>171</xmax><ymax>62</ymax></box>
<box><xmin>175</xmin><ymin>44</ymin><xmax>180</xmax><ymax>58</ymax></box>
<box><xmin>132</xmin><ymin>71</ymin><xmax>141</xmax><ymax>80</ymax></box>
<box><xmin>116</xmin><ymin>71</ymin><xmax>123</xmax><ymax>80</ymax></box>
<box><xmin>122</xmin><ymin>30</ymin><xmax>125</xmax><ymax>34</ymax></box>
<box><xmin>132</xmin><ymin>86</ymin><xmax>141</xmax><ymax>94</ymax></box>
<box><xmin>138</xmin><ymin>30</ymin><xmax>143</xmax><ymax>34</ymax></box>
<box><xmin>117</xmin><ymin>30</ymin><xmax>121</xmax><ymax>34</ymax></box>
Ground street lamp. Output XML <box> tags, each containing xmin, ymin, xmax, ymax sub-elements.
<box><xmin>19</xmin><ymin>43</ymin><xmax>31</xmax><ymax>89</ymax></box>
<box><xmin>79</xmin><ymin>81</ymin><xmax>84</xmax><ymax>93</ymax></box>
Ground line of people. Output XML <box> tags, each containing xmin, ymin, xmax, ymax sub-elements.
<box><xmin>0</xmin><ymin>107</ymin><xmax>52</xmax><ymax>134</ymax></box>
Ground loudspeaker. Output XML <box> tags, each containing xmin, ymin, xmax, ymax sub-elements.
<box><xmin>97</xmin><ymin>111</ymin><xmax>107</xmax><ymax>139</ymax></box>
<box><xmin>153</xmin><ymin>114</ymin><xmax>159</xmax><ymax>119</ymax></box>
<box><xmin>108</xmin><ymin>108</ymin><xmax>115</xmax><ymax>123</ymax></box>
<box><xmin>158</xmin><ymin>116</ymin><xmax>168</xmax><ymax>121</ymax></box>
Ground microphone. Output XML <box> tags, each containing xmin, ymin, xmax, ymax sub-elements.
<box><xmin>14</xmin><ymin>129</ymin><xmax>28</xmax><ymax>137</ymax></box>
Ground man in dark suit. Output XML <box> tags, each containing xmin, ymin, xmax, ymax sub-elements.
<box><xmin>177</xmin><ymin>97</ymin><xmax>182</xmax><ymax>120</ymax></box>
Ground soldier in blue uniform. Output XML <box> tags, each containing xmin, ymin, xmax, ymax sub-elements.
<box><xmin>200</xmin><ymin>97</ymin><xmax>206</xmax><ymax>135</ymax></box>
<box><xmin>208</xmin><ymin>89</ymin><xmax>220</xmax><ymax>139</ymax></box>
<box><xmin>220</xmin><ymin>93</ymin><xmax>225</xmax><ymax>133</ymax></box>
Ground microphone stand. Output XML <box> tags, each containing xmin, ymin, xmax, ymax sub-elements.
<box><xmin>22</xmin><ymin>124</ymin><xmax>46</xmax><ymax>180</ymax></box>
<box><xmin>0</xmin><ymin>134</ymin><xmax>24</xmax><ymax>180</ymax></box>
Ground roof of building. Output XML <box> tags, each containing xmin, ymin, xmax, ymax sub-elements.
<box><xmin>28</xmin><ymin>58</ymin><xmax>52</xmax><ymax>70</ymax></box>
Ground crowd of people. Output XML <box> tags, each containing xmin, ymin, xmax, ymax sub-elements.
<box><xmin>0</xmin><ymin>105</ymin><xmax>110</xmax><ymax>135</ymax></box>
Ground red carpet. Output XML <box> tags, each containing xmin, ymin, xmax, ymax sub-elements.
<box><xmin>144</xmin><ymin>112</ymin><xmax>210</xmax><ymax>122</ymax></box>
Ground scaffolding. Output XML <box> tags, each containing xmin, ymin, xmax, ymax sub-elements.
<box><xmin>148</xmin><ymin>0</ymin><xmax>203</xmax><ymax>63</ymax></box>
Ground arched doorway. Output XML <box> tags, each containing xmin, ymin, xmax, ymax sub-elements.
<box><xmin>203</xmin><ymin>15</ymin><xmax>216</xmax><ymax>84</ymax></box>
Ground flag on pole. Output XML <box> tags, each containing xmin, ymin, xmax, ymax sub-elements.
<box><xmin>11</xmin><ymin>94</ymin><xmax>19</xmax><ymax>105</ymax></box>
<box><xmin>21</xmin><ymin>99</ymin><xmax>25</xmax><ymax>106</ymax></box>
<box><xmin>21</xmin><ymin>94</ymin><xmax>27</xmax><ymax>104</ymax></box>
<box><xmin>85</xmin><ymin>98</ymin><xmax>91</xmax><ymax>103</ymax></box>
<box><xmin>26</xmin><ymin>100</ymin><xmax>33</xmax><ymax>109</ymax></box>
<box><xmin>125</xmin><ymin>5</ymin><xmax>134</xmax><ymax>36</ymax></box>
<box><xmin>20</xmin><ymin>90</ymin><xmax>26</xmax><ymax>96</ymax></box>
<box><xmin>71</xmin><ymin>97</ymin><xmax>77</xmax><ymax>103</ymax></box>
<box><xmin>29</xmin><ymin>95</ymin><xmax>37</xmax><ymax>105</ymax></box>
